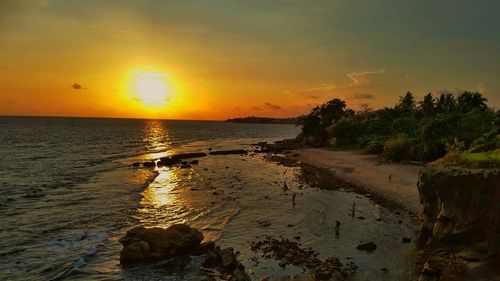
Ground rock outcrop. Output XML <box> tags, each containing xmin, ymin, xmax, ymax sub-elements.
<box><xmin>417</xmin><ymin>166</ymin><xmax>500</xmax><ymax>280</ymax></box>
<box><xmin>119</xmin><ymin>224</ymin><xmax>204</xmax><ymax>264</ymax></box>
<box><xmin>417</xmin><ymin>167</ymin><xmax>499</xmax><ymax>250</ymax></box>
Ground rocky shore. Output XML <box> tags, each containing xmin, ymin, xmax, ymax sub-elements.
<box><xmin>119</xmin><ymin>224</ymin><xmax>251</xmax><ymax>281</ymax></box>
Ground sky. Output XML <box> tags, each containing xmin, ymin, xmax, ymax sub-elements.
<box><xmin>1</xmin><ymin>0</ymin><xmax>499</xmax><ymax>120</ymax></box>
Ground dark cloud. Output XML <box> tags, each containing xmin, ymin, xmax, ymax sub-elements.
<box><xmin>351</xmin><ymin>92</ymin><xmax>374</xmax><ymax>100</ymax></box>
<box><xmin>72</xmin><ymin>83</ymin><xmax>84</xmax><ymax>90</ymax></box>
<box><xmin>264</xmin><ymin>102</ymin><xmax>281</xmax><ymax>110</ymax></box>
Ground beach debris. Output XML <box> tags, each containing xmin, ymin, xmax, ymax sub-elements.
<box><xmin>402</xmin><ymin>237</ymin><xmax>412</xmax><ymax>243</ymax></box>
<box><xmin>251</xmin><ymin>236</ymin><xmax>356</xmax><ymax>280</ymax></box>
<box><xmin>356</xmin><ymin>242</ymin><xmax>377</xmax><ymax>252</ymax></box>
<box><xmin>118</xmin><ymin>224</ymin><xmax>204</xmax><ymax>265</ymax></box>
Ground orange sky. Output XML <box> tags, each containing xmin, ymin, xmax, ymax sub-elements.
<box><xmin>1</xmin><ymin>0</ymin><xmax>499</xmax><ymax>120</ymax></box>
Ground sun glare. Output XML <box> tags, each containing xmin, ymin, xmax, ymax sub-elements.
<box><xmin>132</xmin><ymin>71</ymin><xmax>172</xmax><ymax>108</ymax></box>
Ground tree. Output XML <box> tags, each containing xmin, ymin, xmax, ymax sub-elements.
<box><xmin>436</xmin><ymin>93</ymin><xmax>456</xmax><ymax>114</ymax></box>
<box><xmin>395</xmin><ymin>92</ymin><xmax>416</xmax><ymax>114</ymax></box>
<box><xmin>418</xmin><ymin>93</ymin><xmax>436</xmax><ymax>117</ymax></box>
<box><xmin>457</xmin><ymin>91</ymin><xmax>487</xmax><ymax>113</ymax></box>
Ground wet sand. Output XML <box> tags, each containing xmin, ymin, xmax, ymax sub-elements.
<box><xmin>290</xmin><ymin>149</ymin><xmax>423</xmax><ymax>213</ymax></box>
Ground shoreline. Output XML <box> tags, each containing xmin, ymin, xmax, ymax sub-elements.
<box><xmin>289</xmin><ymin>148</ymin><xmax>423</xmax><ymax>214</ymax></box>
<box><xmin>260</xmin><ymin>142</ymin><xmax>423</xmax><ymax>214</ymax></box>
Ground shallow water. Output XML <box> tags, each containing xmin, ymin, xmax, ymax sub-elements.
<box><xmin>0</xmin><ymin>117</ymin><xmax>418</xmax><ymax>280</ymax></box>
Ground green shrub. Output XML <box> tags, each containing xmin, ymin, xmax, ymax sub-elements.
<box><xmin>383</xmin><ymin>135</ymin><xmax>411</xmax><ymax>162</ymax></box>
<box><xmin>364</xmin><ymin>140</ymin><xmax>384</xmax><ymax>154</ymax></box>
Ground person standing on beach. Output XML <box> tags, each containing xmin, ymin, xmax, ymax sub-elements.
<box><xmin>283</xmin><ymin>181</ymin><xmax>288</xmax><ymax>192</ymax></box>
<box><xmin>335</xmin><ymin>220</ymin><xmax>341</xmax><ymax>234</ymax></box>
<box><xmin>351</xmin><ymin>202</ymin><xmax>356</xmax><ymax>217</ymax></box>
<box><xmin>292</xmin><ymin>192</ymin><xmax>297</xmax><ymax>206</ymax></box>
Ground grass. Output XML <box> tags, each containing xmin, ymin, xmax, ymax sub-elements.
<box><xmin>431</xmin><ymin>149</ymin><xmax>500</xmax><ymax>169</ymax></box>
<box><xmin>459</xmin><ymin>151</ymin><xmax>500</xmax><ymax>168</ymax></box>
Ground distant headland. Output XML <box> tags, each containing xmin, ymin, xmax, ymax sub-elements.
<box><xmin>226</xmin><ymin>116</ymin><xmax>298</xmax><ymax>124</ymax></box>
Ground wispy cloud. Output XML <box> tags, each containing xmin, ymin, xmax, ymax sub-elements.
<box><xmin>264</xmin><ymin>102</ymin><xmax>281</xmax><ymax>110</ymax></box>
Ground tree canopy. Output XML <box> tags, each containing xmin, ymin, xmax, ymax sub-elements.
<box><xmin>298</xmin><ymin>91</ymin><xmax>499</xmax><ymax>162</ymax></box>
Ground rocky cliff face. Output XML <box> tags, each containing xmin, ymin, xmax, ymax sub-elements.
<box><xmin>417</xmin><ymin>166</ymin><xmax>499</xmax><ymax>251</ymax></box>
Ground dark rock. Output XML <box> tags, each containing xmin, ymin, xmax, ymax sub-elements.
<box><xmin>232</xmin><ymin>267</ymin><xmax>251</xmax><ymax>281</ymax></box>
<box><xmin>221</xmin><ymin>247</ymin><xmax>237</xmax><ymax>269</ymax></box>
<box><xmin>158</xmin><ymin>152</ymin><xmax>207</xmax><ymax>166</ymax></box>
<box><xmin>358</xmin><ymin>216</ymin><xmax>365</xmax><ymax>220</ymax></box>
<box><xmin>191</xmin><ymin>160</ymin><xmax>199</xmax><ymax>165</ymax></box>
<box><xmin>202</xmin><ymin>245</ymin><xmax>251</xmax><ymax>281</ymax></box>
<box><xmin>356</xmin><ymin>242</ymin><xmax>377</xmax><ymax>252</ymax></box>
<box><xmin>382</xmin><ymin>267</ymin><xmax>389</xmax><ymax>273</ymax></box>
<box><xmin>132</xmin><ymin>162</ymin><xmax>140</xmax><ymax>167</ymax></box>
<box><xmin>209</xmin><ymin>149</ymin><xmax>248</xmax><ymax>156</ymax></box>
<box><xmin>143</xmin><ymin>161</ymin><xmax>156</xmax><ymax>167</ymax></box>
<box><xmin>180</xmin><ymin>163</ymin><xmax>191</xmax><ymax>169</ymax></box>
<box><xmin>119</xmin><ymin>224</ymin><xmax>204</xmax><ymax>265</ymax></box>
<box><xmin>402</xmin><ymin>237</ymin><xmax>412</xmax><ymax>243</ymax></box>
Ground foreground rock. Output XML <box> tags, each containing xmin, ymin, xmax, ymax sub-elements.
<box><xmin>418</xmin><ymin>166</ymin><xmax>499</xmax><ymax>247</ymax></box>
<box><xmin>417</xmin><ymin>166</ymin><xmax>500</xmax><ymax>280</ymax></box>
<box><xmin>119</xmin><ymin>225</ymin><xmax>251</xmax><ymax>280</ymax></box>
<box><xmin>119</xmin><ymin>224</ymin><xmax>204</xmax><ymax>264</ymax></box>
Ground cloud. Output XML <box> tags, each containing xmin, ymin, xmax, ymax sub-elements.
<box><xmin>252</xmin><ymin>106</ymin><xmax>262</xmax><ymax>111</ymax></box>
<box><xmin>72</xmin><ymin>83</ymin><xmax>84</xmax><ymax>90</ymax></box>
<box><xmin>351</xmin><ymin>92</ymin><xmax>375</xmax><ymax>100</ymax></box>
<box><xmin>345</xmin><ymin>69</ymin><xmax>387</xmax><ymax>87</ymax></box>
<box><xmin>264</xmin><ymin>102</ymin><xmax>281</xmax><ymax>110</ymax></box>
<box><xmin>307</xmin><ymin>95</ymin><xmax>319</xmax><ymax>99</ymax></box>
<box><xmin>285</xmin><ymin>69</ymin><xmax>408</xmax><ymax>110</ymax></box>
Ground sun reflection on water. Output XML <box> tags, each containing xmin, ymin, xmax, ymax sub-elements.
<box><xmin>142</xmin><ymin>120</ymin><xmax>171</xmax><ymax>160</ymax></box>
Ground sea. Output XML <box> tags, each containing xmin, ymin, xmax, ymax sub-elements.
<box><xmin>0</xmin><ymin>116</ymin><xmax>418</xmax><ymax>281</ymax></box>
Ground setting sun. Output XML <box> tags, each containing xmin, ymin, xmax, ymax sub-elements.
<box><xmin>132</xmin><ymin>72</ymin><xmax>172</xmax><ymax>108</ymax></box>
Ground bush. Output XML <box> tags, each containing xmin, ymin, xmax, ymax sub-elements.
<box><xmin>364</xmin><ymin>140</ymin><xmax>384</xmax><ymax>154</ymax></box>
<box><xmin>383</xmin><ymin>135</ymin><xmax>410</xmax><ymax>162</ymax></box>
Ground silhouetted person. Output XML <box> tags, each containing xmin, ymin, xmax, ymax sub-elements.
<box><xmin>283</xmin><ymin>181</ymin><xmax>288</xmax><ymax>192</ymax></box>
<box><xmin>335</xmin><ymin>220</ymin><xmax>341</xmax><ymax>234</ymax></box>
<box><xmin>351</xmin><ymin>202</ymin><xmax>356</xmax><ymax>217</ymax></box>
<box><xmin>388</xmin><ymin>173</ymin><xmax>392</xmax><ymax>182</ymax></box>
<box><xmin>292</xmin><ymin>192</ymin><xmax>297</xmax><ymax>206</ymax></box>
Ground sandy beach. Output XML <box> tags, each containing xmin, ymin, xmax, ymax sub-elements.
<box><xmin>290</xmin><ymin>148</ymin><xmax>424</xmax><ymax>214</ymax></box>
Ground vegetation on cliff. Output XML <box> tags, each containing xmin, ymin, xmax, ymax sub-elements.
<box><xmin>298</xmin><ymin>91</ymin><xmax>499</xmax><ymax>162</ymax></box>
